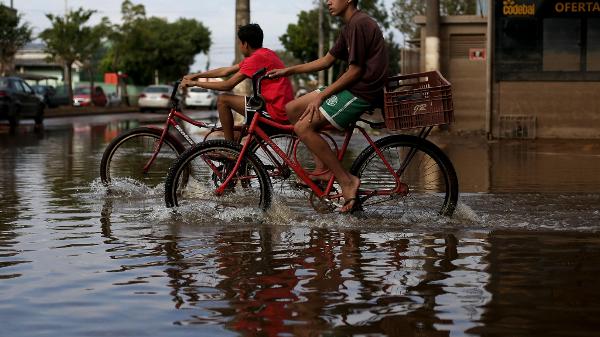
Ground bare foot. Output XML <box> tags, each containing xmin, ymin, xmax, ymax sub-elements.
<box><xmin>339</xmin><ymin>175</ymin><xmax>361</xmax><ymax>213</ymax></box>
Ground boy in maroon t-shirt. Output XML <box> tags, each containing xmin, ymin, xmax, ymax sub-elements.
<box><xmin>268</xmin><ymin>0</ymin><xmax>388</xmax><ymax>213</ymax></box>
<box><xmin>182</xmin><ymin>24</ymin><xmax>293</xmax><ymax>141</ymax></box>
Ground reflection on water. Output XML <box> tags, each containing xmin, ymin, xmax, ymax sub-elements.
<box><xmin>0</xmin><ymin>119</ymin><xmax>600</xmax><ymax>336</ymax></box>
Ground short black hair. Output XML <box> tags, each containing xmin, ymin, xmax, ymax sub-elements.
<box><xmin>237</xmin><ymin>23</ymin><xmax>263</xmax><ymax>49</ymax></box>
<box><xmin>352</xmin><ymin>0</ymin><xmax>359</xmax><ymax>7</ymax></box>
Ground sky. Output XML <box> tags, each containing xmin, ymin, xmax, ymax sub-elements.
<box><xmin>5</xmin><ymin>0</ymin><xmax>401</xmax><ymax>71</ymax></box>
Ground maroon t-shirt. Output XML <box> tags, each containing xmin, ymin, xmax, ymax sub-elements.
<box><xmin>329</xmin><ymin>11</ymin><xmax>388</xmax><ymax>106</ymax></box>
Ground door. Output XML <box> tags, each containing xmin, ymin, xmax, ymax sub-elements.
<box><xmin>13</xmin><ymin>80</ymin><xmax>38</xmax><ymax>116</ymax></box>
<box><xmin>447</xmin><ymin>34</ymin><xmax>487</xmax><ymax>131</ymax></box>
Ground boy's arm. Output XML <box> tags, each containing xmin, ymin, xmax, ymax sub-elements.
<box><xmin>184</xmin><ymin>65</ymin><xmax>240</xmax><ymax>80</ymax></box>
<box><xmin>318</xmin><ymin>63</ymin><xmax>361</xmax><ymax>100</ymax></box>
<box><xmin>268</xmin><ymin>53</ymin><xmax>336</xmax><ymax>78</ymax></box>
<box><xmin>189</xmin><ymin>71</ymin><xmax>247</xmax><ymax>92</ymax></box>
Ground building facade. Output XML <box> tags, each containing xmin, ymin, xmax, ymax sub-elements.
<box><xmin>14</xmin><ymin>43</ymin><xmax>81</xmax><ymax>87</ymax></box>
<box><xmin>416</xmin><ymin>0</ymin><xmax>600</xmax><ymax>139</ymax></box>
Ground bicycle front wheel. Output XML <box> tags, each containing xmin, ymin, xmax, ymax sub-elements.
<box><xmin>350</xmin><ymin>135</ymin><xmax>459</xmax><ymax>218</ymax></box>
<box><xmin>100</xmin><ymin>127</ymin><xmax>184</xmax><ymax>188</ymax></box>
<box><xmin>164</xmin><ymin>139</ymin><xmax>272</xmax><ymax>211</ymax></box>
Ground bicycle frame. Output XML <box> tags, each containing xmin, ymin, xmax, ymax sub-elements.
<box><xmin>141</xmin><ymin>99</ymin><xmax>214</xmax><ymax>174</ymax></box>
<box><xmin>214</xmin><ymin>111</ymin><xmax>409</xmax><ymax>202</ymax></box>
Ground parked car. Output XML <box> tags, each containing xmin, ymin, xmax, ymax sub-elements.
<box><xmin>184</xmin><ymin>87</ymin><xmax>217</xmax><ymax>109</ymax></box>
<box><xmin>31</xmin><ymin>85</ymin><xmax>70</xmax><ymax>108</ymax></box>
<box><xmin>73</xmin><ymin>86</ymin><xmax>108</xmax><ymax>107</ymax></box>
<box><xmin>0</xmin><ymin>76</ymin><xmax>45</xmax><ymax>128</ymax></box>
<box><xmin>138</xmin><ymin>85</ymin><xmax>174</xmax><ymax>112</ymax></box>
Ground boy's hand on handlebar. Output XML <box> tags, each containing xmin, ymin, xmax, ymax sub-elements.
<box><xmin>181</xmin><ymin>78</ymin><xmax>196</xmax><ymax>88</ymax></box>
<box><xmin>267</xmin><ymin>68</ymin><xmax>288</xmax><ymax>79</ymax></box>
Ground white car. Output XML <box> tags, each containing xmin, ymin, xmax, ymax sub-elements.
<box><xmin>138</xmin><ymin>85</ymin><xmax>174</xmax><ymax>112</ymax></box>
<box><xmin>184</xmin><ymin>87</ymin><xmax>217</xmax><ymax>109</ymax></box>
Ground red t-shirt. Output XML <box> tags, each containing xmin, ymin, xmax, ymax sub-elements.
<box><xmin>239</xmin><ymin>48</ymin><xmax>294</xmax><ymax>123</ymax></box>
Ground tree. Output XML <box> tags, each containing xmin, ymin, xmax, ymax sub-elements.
<box><xmin>101</xmin><ymin>0</ymin><xmax>211</xmax><ymax>85</ymax></box>
<box><xmin>39</xmin><ymin>9</ymin><xmax>107</xmax><ymax>103</ymax></box>
<box><xmin>0</xmin><ymin>6</ymin><xmax>32</xmax><ymax>76</ymax></box>
<box><xmin>280</xmin><ymin>8</ymin><xmax>332</xmax><ymax>63</ymax></box>
<box><xmin>392</xmin><ymin>0</ymin><xmax>477</xmax><ymax>38</ymax></box>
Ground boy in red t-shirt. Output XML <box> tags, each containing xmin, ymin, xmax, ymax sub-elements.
<box><xmin>182</xmin><ymin>24</ymin><xmax>294</xmax><ymax>140</ymax></box>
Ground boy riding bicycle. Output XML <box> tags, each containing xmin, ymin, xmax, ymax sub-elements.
<box><xmin>268</xmin><ymin>0</ymin><xmax>388</xmax><ymax>213</ymax></box>
<box><xmin>181</xmin><ymin>23</ymin><xmax>294</xmax><ymax>141</ymax></box>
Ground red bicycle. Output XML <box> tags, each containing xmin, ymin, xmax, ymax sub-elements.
<box><xmin>100</xmin><ymin>81</ymin><xmax>295</xmax><ymax>189</ymax></box>
<box><xmin>164</xmin><ymin>69</ymin><xmax>459</xmax><ymax>217</ymax></box>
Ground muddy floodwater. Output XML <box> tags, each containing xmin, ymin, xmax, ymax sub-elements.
<box><xmin>1</xmin><ymin>113</ymin><xmax>599</xmax><ymax>336</ymax></box>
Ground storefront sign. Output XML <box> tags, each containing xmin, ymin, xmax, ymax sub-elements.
<box><xmin>554</xmin><ymin>1</ymin><xmax>600</xmax><ymax>13</ymax></box>
<box><xmin>469</xmin><ymin>48</ymin><xmax>487</xmax><ymax>61</ymax></box>
<box><xmin>503</xmin><ymin>0</ymin><xmax>536</xmax><ymax>15</ymax></box>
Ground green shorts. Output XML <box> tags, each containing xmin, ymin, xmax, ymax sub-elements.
<box><xmin>317</xmin><ymin>87</ymin><xmax>371</xmax><ymax>130</ymax></box>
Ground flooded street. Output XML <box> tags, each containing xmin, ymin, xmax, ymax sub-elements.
<box><xmin>1</xmin><ymin>113</ymin><xmax>599</xmax><ymax>336</ymax></box>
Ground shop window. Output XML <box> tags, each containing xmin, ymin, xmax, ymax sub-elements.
<box><xmin>543</xmin><ymin>18</ymin><xmax>581</xmax><ymax>71</ymax></box>
<box><xmin>498</xmin><ymin>18</ymin><xmax>540</xmax><ymax>64</ymax></box>
<box><xmin>495</xmin><ymin>0</ymin><xmax>600</xmax><ymax>81</ymax></box>
<box><xmin>587</xmin><ymin>19</ymin><xmax>600</xmax><ymax>71</ymax></box>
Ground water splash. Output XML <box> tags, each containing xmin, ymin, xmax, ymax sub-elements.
<box><xmin>88</xmin><ymin>178</ymin><xmax>164</xmax><ymax>199</ymax></box>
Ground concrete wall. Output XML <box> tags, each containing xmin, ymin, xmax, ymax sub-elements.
<box><xmin>494</xmin><ymin>82</ymin><xmax>600</xmax><ymax>139</ymax></box>
<box><xmin>417</xmin><ymin>16</ymin><xmax>488</xmax><ymax>133</ymax></box>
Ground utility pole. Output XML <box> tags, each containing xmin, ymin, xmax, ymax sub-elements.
<box><xmin>234</xmin><ymin>0</ymin><xmax>250</xmax><ymax>65</ymax></box>
<box><xmin>234</xmin><ymin>0</ymin><xmax>251</xmax><ymax>104</ymax></box>
<box><xmin>317</xmin><ymin>0</ymin><xmax>325</xmax><ymax>86</ymax></box>
<box><xmin>425</xmin><ymin>0</ymin><xmax>440</xmax><ymax>71</ymax></box>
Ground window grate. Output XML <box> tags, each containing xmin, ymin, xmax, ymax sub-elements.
<box><xmin>498</xmin><ymin>115</ymin><xmax>537</xmax><ymax>139</ymax></box>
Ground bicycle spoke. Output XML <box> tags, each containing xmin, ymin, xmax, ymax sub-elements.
<box><xmin>165</xmin><ymin>140</ymin><xmax>272</xmax><ymax>211</ymax></box>
<box><xmin>351</xmin><ymin>135</ymin><xmax>458</xmax><ymax>219</ymax></box>
<box><xmin>101</xmin><ymin>128</ymin><xmax>181</xmax><ymax>190</ymax></box>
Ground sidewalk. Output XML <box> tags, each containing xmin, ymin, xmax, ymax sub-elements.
<box><xmin>45</xmin><ymin>105</ymin><xmax>139</xmax><ymax>118</ymax></box>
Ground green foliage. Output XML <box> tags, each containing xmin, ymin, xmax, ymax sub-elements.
<box><xmin>39</xmin><ymin>8</ymin><xmax>108</xmax><ymax>100</ymax></box>
<box><xmin>39</xmin><ymin>10</ymin><xmax>98</xmax><ymax>66</ymax></box>
<box><xmin>0</xmin><ymin>6</ymin><xmax>32</xmax><ymax>75</ymax></box>
<box><xmin>391</xmin><ymin>0</ymin><xmax>478</xmax><ymax>38</ymax></box>
<box><xmin>101</xmin><ymin>0</ymin><xmax>211</xmax><ymax>85</ymax></box>
<box><xmin>280</xmin><ymin>9</ymin><xmax>331</xmax><ymax>63</ymax></box>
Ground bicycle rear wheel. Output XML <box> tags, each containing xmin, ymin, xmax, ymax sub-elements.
<box><xmin>164</xmin><ymin>139</ymin><xmax>272</xmax><ymax>211</ymax></box>
<box><xmin>350</xmin><ymin>135</ymin><xmax>458</xmax><ymax>218</ymax></box>
<box><xmin>100</xmin><ymin>127</ymin><xmax>185</xmax><ymax>188</ymax></box>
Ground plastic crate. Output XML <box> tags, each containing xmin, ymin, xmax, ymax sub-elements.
<box><xmin>384</xmin><ymin>70</ymin><xmax>454</xmax><ymax>130</ymax></box>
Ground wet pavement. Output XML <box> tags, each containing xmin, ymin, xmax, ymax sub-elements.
<box><xmin>1</xmin><ymin>112</ymin><xmax>599</xmax><ymax>336</ymax></box>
